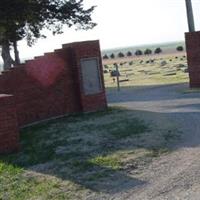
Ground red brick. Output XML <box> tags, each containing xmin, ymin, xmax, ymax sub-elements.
<box><xmin>0</xmin><ymin>40</ymin><xmax>107</xmax><ymax>153</ymax></box>
<box><xmin>185</xmin><ymin>31</ymin><xmax>200</xmax><ymax>88</ymax></box>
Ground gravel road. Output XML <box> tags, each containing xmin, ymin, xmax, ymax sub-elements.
<box><xmin>106</xmin><ymin>83</ymin><xmax>200</xmax><ymax>200</ymax></box>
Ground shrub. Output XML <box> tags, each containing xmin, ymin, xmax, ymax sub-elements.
<box><xmin>118</xmin><ymin>52</ymin><xmax>125</xmax><ymax>58</ymax></box>
<box><xmin>110</xmin><ymin>53</ymin><xmax>115</xmax><ymax>59</ymax></box>
<box><xmin>103</xmin><ymin>54</ymin><xmax>109</xmax><ymax>59</ymax></box>
<box><xmin>144</xmin><ymin>48</ymin><xmax>152</xmax><ymax>55</ymax></box>
<box><xmin>154</xmin><ymin>47</ymin><xmax>162</xmax><ymax>54</ymax></box>
<box><xmin>127</xmin><ymin>51</ymin><xmax>132</xmax><ymax>57</ymax></box>
<box><xmin>176</xmin><ymin>46</ymin><xmax>184</xmax><ymax>51</ymax></box>
<box><xmin>135</xmin><ymin>49</ymin><xmax>143</xmax><ymax>56</ymax></box>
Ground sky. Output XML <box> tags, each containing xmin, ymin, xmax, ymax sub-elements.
<box><xmin>17</xmin><ymin>0</ymin><xmax>200</xmax><ymax>59</ymax></box>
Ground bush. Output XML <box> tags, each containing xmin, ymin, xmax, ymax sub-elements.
<box><xmin>127</xmin><ymin>51</ymin><xmax>132</xmax><ymax>57</ymax></box>
<box><xmin>110</xmin><ymin>53</ymin><xmax>115</xmax><ymax>59</ymax></box>
<box><xmin>154</xmin><ymin>47</ymin><xmax>162</xmax><ymax>54</ymax></box>
<box><xmin>135</xmin><ymin>50</ymin><xmax>143</xmax><ymax>56</ymax></box>
<box><xmin>118</xmin><ymin>52</ymin><xmax>125</xmax><ymax>58</ymax></box>
<box><xmin>176</xmin><ymin>46</ymin><xmax>184</xmax><ymax>51</ymax></box>
<box><xmin>144</xmin><ymin>48</ymin><xmax>152</xmax><ymax>55</ymax></box>
<box><xmin>103</xmin><ymin>54</ymin><xmax>109</xmax><ymax>59</ymax></box>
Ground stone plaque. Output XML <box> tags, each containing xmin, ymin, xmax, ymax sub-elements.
<box><xmin>80</xmin><ymin>58</ymin><xmax>102</xmax><ymax>95</ymax></box>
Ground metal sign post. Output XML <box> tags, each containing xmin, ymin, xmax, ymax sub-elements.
<box><xmin>114</xmin><ymin>63</ymin><xmax>120</xmax><ymax>91</ymax></box>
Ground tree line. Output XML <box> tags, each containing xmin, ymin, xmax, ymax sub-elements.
<box><xmin>103</xmin><ymin>46</ymin><xmax>184</xmax><ymax>59</ymax></box>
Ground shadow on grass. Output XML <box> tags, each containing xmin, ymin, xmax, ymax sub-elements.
<box><xmin>0</xmin><ymin>107</ymin><xmax>150</xmax><ymax>196</ymax></box>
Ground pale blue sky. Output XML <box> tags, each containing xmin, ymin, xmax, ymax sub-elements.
<box><xmin>18</xmin><ymin>0</ymin><xmax>200</xmax><ymax>59</ymax></box>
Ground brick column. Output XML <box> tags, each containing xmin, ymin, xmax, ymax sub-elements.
<box><xmin>185</xmin><ymin>31</ymin><xmax>200</xmax><ymax>88</ymax></box>
<box><xmin>64</xmin><ymin>40</ymin><xmax>107</xmax><ymax>112</ymax></box>
<box><xmin>0</xmin><ymin>94</ymin><xmax>19</xmax><ymax>154</ymax></box>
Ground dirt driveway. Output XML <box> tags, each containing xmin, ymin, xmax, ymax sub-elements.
<box><xmin>107</xmin><ymin>83</ymin><xmax>200</xmax><ymax>199</ymax></box>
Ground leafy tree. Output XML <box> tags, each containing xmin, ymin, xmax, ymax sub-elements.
<box><xmin>176</xmin><ymin>46</ymin><xmax>184</xmax><ymax>51</ymax></box>
<box><xmin>144</xmin><ymin>48</ymin><xmax>152</xmax><ymax>55</ymax></box>
<box><xmin>135</xmin><ymin>49</ymin><xmax>143</xmax><ymax>56</ymax></box>
<box><xmin>103</xmin><ymin>54</ymin><xmax>109</xmax><ymax>59</ymax></box>
<box><xmin>110</xmin><ymin>53</ymin><xmax>115</xmax><ymax>59</ymax></box>
<box><xmin>127</xmin><ymin>51</ymin><xmax>132</xmax><ymax>57</ymax></box>
<box><xmin>118</xmin><ymin>52</ymin><xmax>125</xmax><ymax>58</ymax></box>
<box><xmin>154</xmin><ymin>47</ymin><xmax>162</xmax><ymax>54</ymax></box>
<box><xmin>0</xmin><ymin>0</ymin><xmax>96</xmax><ymax>70</ymax></box>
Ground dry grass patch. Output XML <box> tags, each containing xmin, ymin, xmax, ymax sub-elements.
<box><xmin>0</xmin><ymin>107</ymin><xmax>181</xmax><ymax>199</ymax></box>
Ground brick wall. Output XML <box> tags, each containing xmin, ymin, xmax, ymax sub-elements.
<box><xmin>185</xmin><ymin>31</ymin><xmax>200</xmax><ymax>88</ymax></box>
<box><xmin>0</xmin><ymin>94</ymin><xmax>19</xmax><ymax>154</ymax></box>
<box><xmin>0</xmin><ymin>40</ymin><xmax>107</xmax><ymax>153</ymax></box>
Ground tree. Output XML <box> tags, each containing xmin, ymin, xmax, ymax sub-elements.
<box><xmin>176</xmin><ymin>46</ymin><xmax>184</xmax><ymax>51</ymax></box>
<box><xmin>0</xmin><ymin>0</ymin><xmax>96</xmax><ymax>70</ymax></box>
<box><xmin>127</xmin><ymin>51</ymin><xmax>132</xmax><ymax>57</ymax></box>
<box><xmin>144</xmin><ymin>48</ymin><xmax>152</xmax><ymax>55</ymax></box>
<box><xmin>135</xmin><ymin>49</ymin><xmax>143</xmax><ymax>56</ymax></box>
<box><xmin>154</xmin><ymin>47</ymin><xmax>162</xmax><ymax>54</ymax></box>
<box><xmin>103</xmin><ymin>54</ymin><xmax>109</xmax><ymax>59</ymax></box>
<box><xmin>110</xmin><ymin>53</ymin><xmax>115</xmax><ymax>59</ymax></box>
<box><xmin>118</xmin><ymin>52</ymin><xmax>125</xmax><ymax>58</ymax></box>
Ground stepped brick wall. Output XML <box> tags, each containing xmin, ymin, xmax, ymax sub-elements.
<box><xmin>185</xmin><ymin>31</ymin><xmax>200</xmax><ymax>88</ymax></box>
<box><xmin>0</xmin><ymin>40</ymin><xmax>107</xmax><ymax>154</ymax></box>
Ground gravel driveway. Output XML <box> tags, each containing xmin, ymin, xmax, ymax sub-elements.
<box><xmin>106</xmin><ymin>83</ymin><xmax>200</xmax><ymax>200</ymax></box>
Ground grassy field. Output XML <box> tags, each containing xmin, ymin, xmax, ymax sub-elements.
<box><xmin>103</xmin><ymin>52</ymin><xmax>189</xmax><ymax>88</ymax></box>
<box><xmin>0</xmin><ymin>107</ymin><xmax>181</xmax><ymax>200</ymax></box>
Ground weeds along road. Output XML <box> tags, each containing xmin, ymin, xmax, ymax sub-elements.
<box><xmin>107</xmin><ymin>83</ymin><xmax>200</xmax><ymax>199</ymax></box>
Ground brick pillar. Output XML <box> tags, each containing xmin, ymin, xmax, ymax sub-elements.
<box><xmin>64</xmin><ymin>40</ymin><xmax>107</xmax><ymax>112</ymax></box>
<box><xmin>0</xmin><ymin>94</ymin><xmax>19</xmax><ymax>154</ymax></box>
<box><xmin>185</xmin><ymin>31</ymin><xmax>200</xmax><ymax>88</ymax></box>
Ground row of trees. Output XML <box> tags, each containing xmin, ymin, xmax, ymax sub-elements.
<box><xmin>103</xmin><ymin>47</ymin><xmax>162</xmax><ymax>59</ymax></box>
<box><xmin>0</xmin><ymin>0</ymin><xmax>96</xmax><ymax>70</ymax></box>
<box><xmin>103</xmin><ymin>46</ymin><xmax>184</xmax><ymax>59</ymax></box>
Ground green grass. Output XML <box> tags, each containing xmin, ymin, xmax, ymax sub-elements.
<box><xmin>0</xmin><ymin>107</ymin><xmax>181</xmax><ymax>199</ymax></box>
<box><xmin>103</xmin><ymin>54</ymin><xmax>188</xmax><ymax>88</ymax></box>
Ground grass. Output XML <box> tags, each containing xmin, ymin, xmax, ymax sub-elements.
<box><xmin>103</xmin><ymin>53</ymin><xmax>189</xmax><ymax>88</ymax></box>
<box><xmin>0</xmin><ymin>107</ymin><xmax>181</xmax><ymax>199</ymax></box>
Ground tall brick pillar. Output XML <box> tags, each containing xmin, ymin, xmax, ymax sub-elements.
<box><xmin>63</xmin><ymin>40</ymin><xmax>107</xmax><ymax>112</ymax></box>
<box><xmin>185</xmin><ymin>31</ymin><xmax>200</xmax><ymax>88</ymax></box>
<box><xmin>0</xmin><ymin>94</ymin><xmax>19</xmax><ymax>154</ymax></box>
